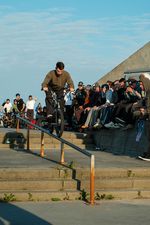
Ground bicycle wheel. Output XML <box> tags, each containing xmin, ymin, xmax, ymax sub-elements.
<box><xmin>55</xmin><ymin>109</ymin><xmax>64</xmax><ymax>137</ymax></box>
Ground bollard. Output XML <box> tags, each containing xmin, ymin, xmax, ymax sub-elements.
<box><xmin>90</xmin><ymin>154</ymin><xmax>95</xmax><ymax>205</ymax></box>
<box><xmin>60</xmin><ymin>142</ymin><xmax>65</xmax><ymax>164</ymax></box>
<box><xmin>40</xmin><ymin>132</ymin><xmax>44</xmax><ymax>157</ymax></box>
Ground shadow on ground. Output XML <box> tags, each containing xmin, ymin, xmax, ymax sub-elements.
<box><xmin>0</xmin><ymin>202</ymin><xmax>52</xmax><ymax>225</ymax></box>
<box><xmin>2</xmin><ymin>132</ymin><xmax>26</xmax><ymax>149</ymax></box>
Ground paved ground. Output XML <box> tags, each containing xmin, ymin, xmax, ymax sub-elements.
<box><xmin>0</xmin><ymin>200</ymin><xmax>150</xmax><ymax>225</ymax></box>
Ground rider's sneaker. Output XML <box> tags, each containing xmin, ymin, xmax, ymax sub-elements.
<box><xmin>138</xmin><ymin>156</ymin><xmax>150</xmax><ymax>161</ymax></box>
<box><xmin>47</xmin><ymin>114</ymin><xmax>53</xmax><ymax>128</ymax></box>
<box><xmin>47</xmin><ymin>114</ymin><xmax>53</xmax><ymax>119</ymax></box>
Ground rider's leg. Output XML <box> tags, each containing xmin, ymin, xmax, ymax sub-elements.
<box><xmin>56</xmin><ymin>90</ymin><xmax>65</xmax><ymax>113</ymax></box>
<box><xmin>45</xmin><ymin>90</ymin><xmax>54</xmax><ymax>117</ymax></box>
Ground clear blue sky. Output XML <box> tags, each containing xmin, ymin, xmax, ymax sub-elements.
<box><xmin>0</xmin><ymin>0</ymin><xmax>150</xmax><ymax>105</ymax></box>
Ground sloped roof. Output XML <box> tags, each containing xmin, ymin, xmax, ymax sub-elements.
<box><xmin>97</xmin><ymin>41</ymin><xmax>150</xmax><ymax>85</ymax></box>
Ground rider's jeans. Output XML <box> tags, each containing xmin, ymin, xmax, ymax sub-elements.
<box><xmin>45</xmin><ymin>89</ymin><xmax>64</xmax><ymax>116</ymax></box>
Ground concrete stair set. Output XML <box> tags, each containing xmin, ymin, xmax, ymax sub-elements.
<box><xmin>0</xmin><ymin>130</ymin><xmax>150</xmax><ymax>201</ymax></box>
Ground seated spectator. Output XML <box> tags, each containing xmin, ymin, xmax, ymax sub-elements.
<box><xmin>74</xmin><ymin>81</ymin><xmax>86</xmax><ymax>124</ymax></box>
<box><xmin>114</xmin><ymin>79</ymin><xmax>141</xmax><ymax>129</ymax></box>
<box><xmin>36</xmin><ymin>106</ymin><xmax>47</xmax><ymax>127</ymax></box>
<box><xmin>81</xmin><ymin>83</ymin><xmax>102</xmax><ymax>129</ymax></box>
<box><xmin>105</xmin><ymin>82</ymin><xmax>118</xmax><ymax>105</ymax></box>
<box><xmin>78</xmin><ymin>85</ymin><xmax>93</xmax><ymax>130</ymax></box>
<box><xmin>35</xmin><ymin>103</ymin><xmax>43</xmax><ymax>119</ymax></box>
<box><xmin>92</xmin><ymin>84</ymin><xmax>109</xmax><ymax>128</ymax></box>
<box><xmin>92</xmin><ymin>83</ymin><xmax>118</xmax><ymax>129</ymax></box>
<box><xmin>138</xmin><ymin>73</ymin><xmax>150</xmax><ymax>160</ymax></box>
<box><xmin>116</xmin><ymin>78</ymin><xmax>127</xmax><ymax>103</ymax></box>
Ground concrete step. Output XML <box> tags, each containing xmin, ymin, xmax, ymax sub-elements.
<box><xmin>0</xmin><ymin>144</ymin><xmax>11</xmax><ymax>149</ymax></box>
<box><xmin>0</xmin><ymin>179</ymin><xmax>77</xmax><ymax>191</ymax></box>
<box><xmin>81</xmin><ymin>178</ymin><xmax>150</xmax><ymax>191</ymax></box>
<box><xmin>0</xmin><ymin>190</ymin><xmax>80</xmax><ymax>201</ymax></box>
<box><xmin>31</xmin><ymin>137</ymin><xmax>93</xmax><ymax>144</ymax></box>
<box><xmin>0</xmin><ymin>168</ymin><xmax>73</xmax><ymax>180</ymax></box>
<box><xmin>76</xmin><ymin>168</ymin><xmax>150</xmax><ymax>179</ymax></box>
<box><xmin>0</xmin><ymin>130</ymin><xmax>89</xmax><ymax>139</ymax></box>
<box><xmin>1</xmin><ymin>189</ymin><xmax>150</xmax><ymax>202</ymax></box>
<box><xmin>1</xmin><ymin>168</ymin><xmax>150</xmax><ymax>181</ymax></box>
<box><xmin>0</xmin><ymin>136</ymin><xmax>93</xmax><ymax>144</ymax></box>
<box><xmin>26</xmin><ymin>143</ymin><xmax>94</xmax><ymax>150</ymax></box>
<box><xmin>0</xmin><ymin>130</ymin><xmax>95</xmax><ymax>150</ymax></box>
<box><xmin>0</xmin><ymin>143</ymin><xmax>95</xmax><ymax>150</ymax></box>
<box><xmin>93</xmin><ymin>190</ymin><xmax>150</xmax><ymax>200</ymax></box>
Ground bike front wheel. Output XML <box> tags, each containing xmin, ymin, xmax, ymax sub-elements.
<box><xmin>55</xmin><ymin>109</ymin><xmax>64</xmax><ymax>137</ymax></box>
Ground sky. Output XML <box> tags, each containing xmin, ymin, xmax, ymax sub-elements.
<box><xmin>0</xmin><ymin>0</ymin><xmax>150</xmax><ymax>105</ymax></box>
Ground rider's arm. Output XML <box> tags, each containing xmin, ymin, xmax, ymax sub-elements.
<box><xmin>66</xmin><ymin>73</ymin><xmax>74</xmax><ymax>92</ymax></box>
<box><xmin>41</xmin><ymin>72</ymin><xmax>52</xmax><ymax>91</ymax></box>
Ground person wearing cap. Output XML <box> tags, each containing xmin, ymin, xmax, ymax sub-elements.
<box><xmin>74</xmin><ymin>81</ymin><xmax>86</xmax><ymax>107</ymax></box>
<box><xmin>78</xmin><ymin>81</ymin><xmax>84</xmax><ymax>86</ymax></box>
<box><xmin>73</xmin><ymin>81</ymin><xmax>86</xmax><ymax>124</ymax></box>
<box><xmin>41</xmin><ymin>62</ymin><xmax>74</xmax><ymax>118</ymax></box>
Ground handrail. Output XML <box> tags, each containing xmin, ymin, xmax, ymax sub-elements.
<box><xmin>16</xmin><ymin>115</ymin><xmax>95</xmax><ymax>205</ymax></box>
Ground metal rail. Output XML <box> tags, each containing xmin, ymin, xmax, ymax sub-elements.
<box><xmin>16</xmin><ymin>115</ymin><xmax>95</xmax><ymax>205</ymax></box>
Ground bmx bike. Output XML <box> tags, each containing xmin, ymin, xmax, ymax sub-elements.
<box><xmin>37</xmin><ymin>91</ymin><xmax>65</xmax><ymax>137</ymax></box>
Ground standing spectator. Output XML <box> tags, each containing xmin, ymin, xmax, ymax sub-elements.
<box><xmin>3</xmin><ymin>99</ymin><xmax>12</xmax><ymax>114</ymax></box>
<box><xmin>16</xmin><ymin>93</ymin><xmax>26</xmax><ymax>113</ymax></box>
<box><xmin>64</xmin><ymin>87</ymin><xmax>75</xmax><ymax>130</ymax></box>
<box><xmin>26</xmin><ymin>95</ymin><xmax>37</xmax><ymax>121</ymax></box>
<box><xmin>12</xmin><ymin>99</ymin><xmax>19</xmax><ymax>114</ymax></box>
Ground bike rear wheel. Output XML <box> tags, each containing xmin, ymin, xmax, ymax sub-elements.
<box><xmin>55</xmin><ymin>109</ymin><xmax>64</xmax><ymax>137</ymax></box>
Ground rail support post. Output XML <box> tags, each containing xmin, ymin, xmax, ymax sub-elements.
<box><xmin>40</xmin><ymin>132</ymin><xmax>44</xmax><ymax>157</ymax></box>
<box><xmin>90</xmin><ymin>154</ymin><xmax>95</xmax><ymax>205</ymax></box>
<box><xmin>16</xmin><ymin>119</ymin><xmax>20</xmax><ymax>132</ymax></box>
<box><xmin>60</xmin><ymin>142</ymin><xmax>65</xmax><ymax>164</ymax></box>
<box><xmin>27</xmin><ymin>126</ymin><xmax>30</xmax><ymax>150</ymax></box>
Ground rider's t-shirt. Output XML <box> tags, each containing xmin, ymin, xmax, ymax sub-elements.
<box><xmin>41</xmin><ymin>70</ymin><xmax>74</xmax><ymax>92</ymax></box>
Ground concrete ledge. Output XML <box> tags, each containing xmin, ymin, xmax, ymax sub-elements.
<box><xmin>92</xmin><ymin>121</ymin><xmax>149</xmax><ymax>157</ymax></box>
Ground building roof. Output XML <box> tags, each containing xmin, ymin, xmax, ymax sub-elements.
<box><xmin>96</xmin><ymin>41</ymin><xmax>150</xmax><ymax>85</ymax></box>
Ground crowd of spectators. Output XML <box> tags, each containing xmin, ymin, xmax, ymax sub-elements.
<box><xmin>64</xmin><ymin>76</ymin><xmax>147</xmax><ymax>132</ymax></box>
<box><xmin>0</xmin><ymin>75</ymin><xmax>148</xmax><ymax>132</ymax></box>
<box><xmin>0</xmin><ymin>93</ymin><xmax>38</xmax><ymax>128</ymax></box>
